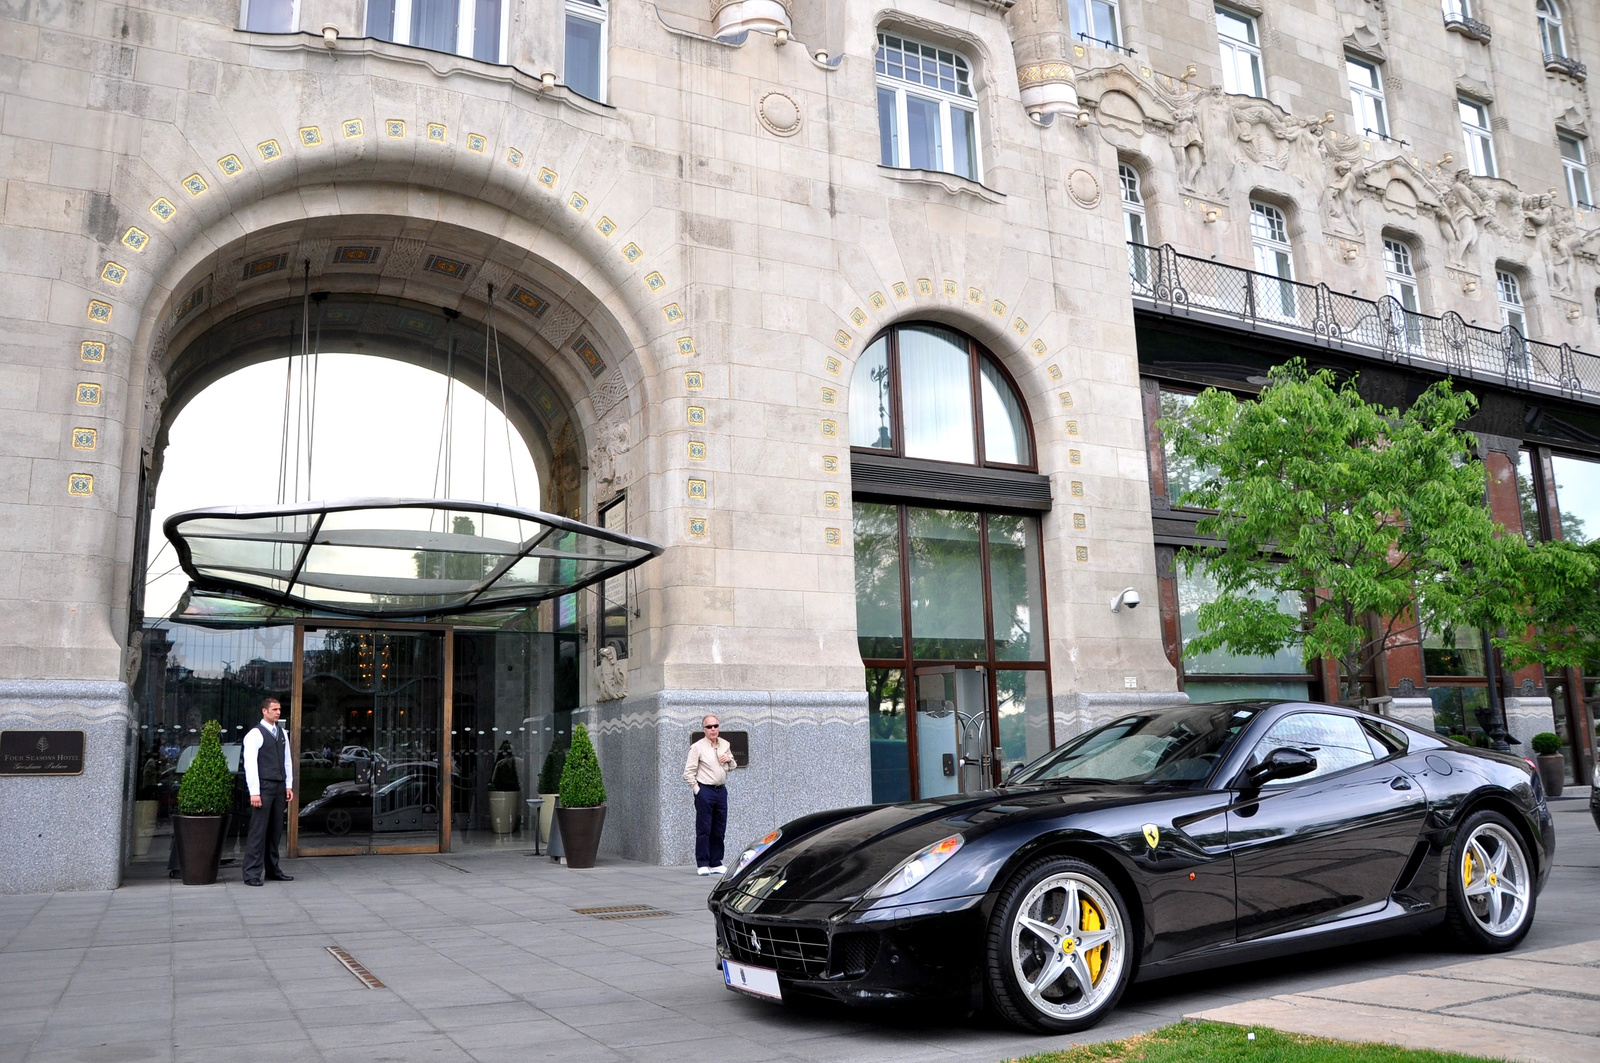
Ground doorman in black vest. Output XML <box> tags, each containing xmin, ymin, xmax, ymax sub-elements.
<box><xmin>242</xmin><ymin>697</ymin><xmax>295</xmax><ymax>886</ymax></box>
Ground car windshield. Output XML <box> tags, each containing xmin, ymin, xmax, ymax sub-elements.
<box><xmin>1013</xmin><ymin>704</ymin><xmax>1262</xmax><ymax>787</ymax></box>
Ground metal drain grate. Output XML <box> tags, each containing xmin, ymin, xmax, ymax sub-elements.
<box><xmin>572</xmin><ymin>904</ymin><xmax>674</xmax><ymax>920</ymax></box>
<box><xmin>326</xmin><ymin>946</ymin><xmax>386</xmax><ymax>989</ymax></box>
<box><xmin>429</xmin><ymin>858</ymin><xmax>471</xmax><ymax>874</ymax></box>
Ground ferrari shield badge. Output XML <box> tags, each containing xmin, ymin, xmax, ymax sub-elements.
<box><xmin>1142</xmin><ymin>823</ymin><xmax>1160</xmax><ymax>849</ymax></box>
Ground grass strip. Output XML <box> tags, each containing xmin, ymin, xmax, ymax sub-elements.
<box><xmin>1008</xmin><ymin>1021</ymin><xmax>1505</xmax><ymax>1063</ymax></box>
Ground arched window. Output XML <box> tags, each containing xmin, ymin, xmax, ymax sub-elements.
<box><xmin>565</xmin><ymin>0</ymin><xmax>607</xmax><ymax>101</ymax></box>
<box><xmin>366</xmin><ymin>1</ymin><xmax>505</xmax><ymax>63</ymax></box>
<box><xmin>1249</xmin><ymin>200</ymin><xmax>1296</xmax><ymax>319</ymax></box>
<box><xmin>1539</xmin><ymin>0</ymin><xmax>1568</xmax><ymax>59</ymax></box>
<box><xmin>1121</xmin><ymin>163</ymin><xmax>1151</xmax><ymax>289</ymax></box>
<box><xmin>1383</xmin><ymin>235</ymin><xmax>1421</xmax><ymax>347</ymax></box>
<box><xmin>875</xmin><ymin>32</ymin><xmax>981</xmax><ymax>180</ymax></box>
<box><xmin>849</xmin><ymin>324</ymin><xmax>1032</xmax><ymax>468</ymax></box>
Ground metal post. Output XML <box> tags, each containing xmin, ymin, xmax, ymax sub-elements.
<box><xmin>1480</xmin><ymin>629</ymin><xmax>1511</xmax><ymax>751</ymax></box>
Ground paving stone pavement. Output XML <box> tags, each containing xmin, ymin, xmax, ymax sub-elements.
<box><xmin>0</xmin><ymin>792</ymin><xmax>1594</xmax><ymax>1063</ymax></box>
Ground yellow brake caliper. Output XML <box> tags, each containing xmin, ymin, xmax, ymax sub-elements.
<box><xmin>1463</xmin><ymin>850</ymin><xmax>1475</xmax><ymax>889</ymax></box>
<box><xmin>1080</xmin><ymin>899</ymin><xmax>1105</xmax><ymax>985</ymax></box>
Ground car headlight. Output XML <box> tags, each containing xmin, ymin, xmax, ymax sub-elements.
<box><xmin>862</xmin><ymin>834</ymin><xmax>964</xmax><ymax>901</ymax></box>
<box><xmin>1592</xmin><ymin>764</ymin><xmax>1599</xmax><ymax>789</ymax></box>
<box><xmin>733</xmin><ymin>829</ymin><xmax>782</xmax><ymax>877</ymax></box>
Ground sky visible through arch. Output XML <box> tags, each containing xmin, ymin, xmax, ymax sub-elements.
<box><xmin>143</xmin><ymin>353</ymin><xmax>542</xmax><ymax>620</ymax></box>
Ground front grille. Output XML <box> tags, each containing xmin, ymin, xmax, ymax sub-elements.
<box><xmin>828</xmin><ymin>932</ymin><xmax>879</xmax><ymax>978</ymax></box>
<box><xmin>720</xmin><ymin>915</ymin><xmax>829</xmax><ymax>980</ymax></box>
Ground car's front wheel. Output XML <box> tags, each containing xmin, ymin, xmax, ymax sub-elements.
<box><xmin>1444</xmin><ymin>810</ymin><xmax>1536</xmax><ymax>951</ymax></box>
<box><xmin>985</xmin><ymin>855</ymin><xmax>1133</xmax><ymax>1033</ymax></box>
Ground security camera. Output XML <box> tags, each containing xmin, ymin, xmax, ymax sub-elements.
<box><xmin>1111</xmin><ymin>587</ymin><xmax>1141</xmax><ymax>612</ymax></box>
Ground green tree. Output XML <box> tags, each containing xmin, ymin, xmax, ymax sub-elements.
<box><xmin>1163</xmin><ymin>361</ymin><xmax>1519</xmax><ymax>703</ymax></box>
<box><xmin>176</xmin><ymin>720</ymin><xmax>235</xmax><ymax>815</ymax></box>
<box><xmin>558</xmin><ymin>724</ymin><xmax>606</xmax><ymax>808</ymax></box>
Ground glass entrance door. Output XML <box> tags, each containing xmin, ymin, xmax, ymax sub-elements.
<box><xmin>292</xmin><ymin>627</ymin><xmax>448</xmax><ymax>855</ymax></box>
<box><xmin>914</xmin><ymin>665</ymin><xmax>993</xmax><ymax>797</ymax></box>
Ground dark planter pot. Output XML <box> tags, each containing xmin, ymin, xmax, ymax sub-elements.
<box><xmin>554</xmin><ymin>804</ymin><xmax>606</xmax><ymax>869</ymax></box>
<box><xmin>172</xmin><ymin>813</ymin><xmax>229</xmax><ymax>885</ymax></box>
<box><xmin>1537</xmin><ymin>753</ymin><xmax>1566</xmax><ymax>798</ymax></box>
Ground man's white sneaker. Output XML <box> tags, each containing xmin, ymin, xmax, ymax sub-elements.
<box><xmin>697</xmin><ymin>866</ymin><xmax>712</xmax><ymax>876</ymax></box>
<box><xmin>710</xmin><ymin>865</ymin><xmax>727</xmax><ymax>874</ymax></box>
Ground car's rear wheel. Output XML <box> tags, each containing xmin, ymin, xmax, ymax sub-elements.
<box><xmin>986</xmin><ymin>855</ymin><xmax>1133</xmax><ymax>1033</ymax></box>
<box><xmin>1444</xmin><ymin>810</ymin><xmax>1535</xmax><ymax>951</ymax></box>
<box><xmin>325</xmin><ymin>808</ymin><xmax>353</xmax><ymax>836</ymax></box>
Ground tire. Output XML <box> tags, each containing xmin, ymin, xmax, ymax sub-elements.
<box><xmin>985</xmin><ymin>855</ymin><xmax>1134</xmax><ymax>1033</ymax></box>
<box><xmin>325</xmin><ymin>808</ymin><xmax>353</xmax><ymax>836</ymax></box>
<box><xmin>1444</xmin><ymin>810</ymin><xmax>1536</xmax><ymax>951</ymax></box>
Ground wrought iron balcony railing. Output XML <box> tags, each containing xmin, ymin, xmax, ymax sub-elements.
<box><xmin>1127</xmin><ymin>242</ymin><xmax>1596</xmax><ymax>400</ymax></box>
<box><xmin>1443</xmin><ymin>14</ymin><xmax>1493</xmax><ymax>43</ymax></box>
<box><xmin>1544</xmin><ymin>54</ymin><xmax>1587</xmax><ymax>81</ymax></box>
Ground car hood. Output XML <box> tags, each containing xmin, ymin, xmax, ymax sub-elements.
<box><xmin>720</xmin><ymin>781</ymin><xmax>1158</xmax><ymax>908</ymax></box>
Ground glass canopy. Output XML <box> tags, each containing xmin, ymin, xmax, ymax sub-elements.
<box><xmin>164</xmin><ymin>499</ymin><xmax>663</xmax><ymax>620</ymax></box>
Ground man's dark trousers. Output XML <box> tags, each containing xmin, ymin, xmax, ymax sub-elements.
<box><xmin>243</xmin><ymin>781</ymin><xmax>286</xmax><ymax>884</ymax></box>
<box><xmin>694</xmin><ymin>784</ymin><xmax>728</xmax><ymax>868</ymax></box>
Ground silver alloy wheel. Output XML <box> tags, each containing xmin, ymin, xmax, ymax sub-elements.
<box><xmin>1008</xmin><ymin>871</ymin><xmax>1125</xmax><ymax>1021</ymax></box>
<box><xmin>1461</xmin><ymin>821</ymin><xmax>1531</xmax><ymax>937</ymax></box>
<box><xmin>326</xmin><ymin>808</ymin><xmax>352</xmax><ymax>835</ymax></box>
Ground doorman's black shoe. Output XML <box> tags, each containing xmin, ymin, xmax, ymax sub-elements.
<box><xmin>244</xmin><ymin>878</ymin><xmax>263</xmax><ymax>887</ymax></box>
<box><xmin>267</xmin><ymin>873</ymin><xmax>294</xmax><ymax>881</ymax></box>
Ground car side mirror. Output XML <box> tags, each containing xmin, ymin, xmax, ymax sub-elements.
<box><xmin>1238</xmin><ymin>747</ymin><xmax>1317</xmax><ymax>789</ymax></box>
<box><xmin>1006</xmin><ymin>762</ymin><xmax>1026</xmax><ymax>782</ymax></box>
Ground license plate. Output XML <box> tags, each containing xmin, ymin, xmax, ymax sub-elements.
<box><xmin>723</xmin><ymin>959</ymin><xmax>782</xmax><ymax>1000</ymax></box>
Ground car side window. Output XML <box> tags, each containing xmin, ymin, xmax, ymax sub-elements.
<box><xmin>1244</xmin><ymin>713</ymin><xmax>1376</xmax><ymax>786</ymax></box>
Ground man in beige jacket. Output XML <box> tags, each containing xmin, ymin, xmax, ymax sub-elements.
<box><xmin>684</xmin><ymin>715</ymin><xmax>735</xmax><ymax>875</ymax></box>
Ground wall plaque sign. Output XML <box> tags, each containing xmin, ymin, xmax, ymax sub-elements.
<box><xmin>0</xmin><ymin>731</ymin><xmax>86</xmax><ymax>775</ymax></box>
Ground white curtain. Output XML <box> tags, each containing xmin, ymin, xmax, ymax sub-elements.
<box><xmin>899</xmin><ymin>326</ymin><xmax>974</xmax><ymax>463</ymax></box>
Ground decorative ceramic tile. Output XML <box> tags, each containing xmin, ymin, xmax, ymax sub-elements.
<box><xmin>538</xmin><ymin>167</ymin><xmax>558</xmax><ymax>188</ymax></box>
<box><xmin>333</xmin><ymin>245</ymin><xmax>381</xmax><ymax>265</ymax></box>
<box><xmin>1048</xmin><ymin>364</ymin><xmax>1062</xmax><ymax>381</ymax></box>
<box><xmin>385</xmin><ymin>119</ymin><xmax>406</xmax><ymax>138</ymax></box>
<box><xmin>663</xmin><ymin>303</ymin><xmax>683</xmax><ymax>323</ymax></box>
<box><xmin>645</xmin><ymin>272</ymin><xmax>665</xmax><ymax>292</ymax></box>
<box><xmin>687</xmin><ymin>406</ymin><xmax>706</xmax><ymax>426</ymax></box>
<box><xmin>849</xmin><ymin>307</ymin><xmax>866</xmax><ymax>327</ymax></box>
<box><xmin>1075</xmin><ymin>545</ymin><xmax>1089</xmax><ymax>562</ymax></box>
<box><xmin>86</xmin><ymin>301</ymin><xmax>112</xmax><ymax>323</ymax></box>
<box><xmin>425</xmin><ymin>254</ymin><xmax>470</xmax><ymax>280</ymax></box>
<box><xmin>688</xmin><ymin>440</ymin><xmax>706</xmax><ymax>461</ymax></box>
<box><xmin>825</xmin><ymin>527</ymin><xmax>842</xmax><ymax>545</ymax></box>
<box><xmin>243</xmin><ymin>253</ymin><xmax>287</xmax><ymax>279</ymax></box>
<box><xmin>568</xmin><ymin>192</ymin><xmax>588</xmax><ymax>213</ymax></box>
<box><xmin>506</xmin><ymin>146</ymin><xmax>524</xmax><ymax>167</ymax></box>
<box><xmin>676</xmin><ymin>337</ymin><xmax>695</xmax><ymax>356</ymax></box>
<box><xmin>1072</xmin><ymin>513</ymin><xmax>1087</xmax><ymax>530</ymax></box>
<box><xmin>833</xmin><ymin>330</ymin><xmax>851</xmax><ymax>349</ymax></box>
<box><xmin>917</xmin><ymin>278</ymin><xmax>933</xmax><ymax>295</ymax></box>
<box><xmin>173</xmin><ymin>284</ymin><xmax>205</xmax><ymax>321</ymax></box>
<box><xmin>121</xmin><ymin>227</ymin><xmax>149</xmax><ymax>252</ymax></box>
<box><xmin>181</xmin><ymin>173</ymin><xmax>208</xmax><ymax>197</ymax></box>
<box><xmin>689</xmin><ymin>517</ymin><xmax>707</xmax><ymax>537</ymax></box>
<box><xmin>149</xmin><ymin>198</ymin><xmax>176</xmax><ymax>223</ymax></box>
<box><xmin>622</xmin><ymin>242</ymin><xmax>642</xmax><ymax>262</ymax></box>
<box><xmin>80</xmin><ymin>341</ymin><xmax>105</xmax><ymax>363</ymax></box>
<box><xmin>76</xmin><ymin>382</ymin><xmax>101</xmax><ymax>405</ymax></box>
<box><xmin>72</xmin><ymin>427</ymin><xmax>96</xmax><ymax>450</ymax></box>
<box><xmin>968</xmin><ymin>288</ymin><xmax>982</xmax><ymax>304</ymax></box>
<box><xmin>820</xmin><ymin>419</ymin><xmax>837</xmax><ymax>437</ymax></box>
<box><xmin>342</xmin><ymin>119</ymin><xmax>364</xmax><ymax>139</ymax></box>
<box><xmin>299</xmin><ymin>126</ymin><xmax>322</xmax><ymax>146</ymax></box>
<box><xmin>507</xmin><ymin>285</ymin><xmax>548</xmax><ymax>316</ymax></box>
<box><xmin>870</xmin><ymin>291</ymin><xmax>886</xmax><ymax>310</ymax></box>
<box><xmin>257</xmin><ymin>139</ymin><xmax>282</xmax><ymax>160</ymax></box>
<box><xmin>217</xmin><ymin>153</ymin><xmax>243</xmax><ymax>176</ymax></box>
<box><xmin>687</xmin><ymin>478</ymin><xmax>707</xmax><ymax>500</ymax></box>
<box><xmin>1071</xmin><ymin>481</ymin><xmax>1084</xmax><ymax>497</ymax></box>
<box><xmin>1059</xmin><ymin>392</ymin><xmax>1073</xmax><ymax>408</ymax></box>
<box><xmin>1012</xmin><ymin>317</ymin><xmax>1029</xmax><ymax>334</ymax></box>
<box><xmin>943</xmin><ymin>280</ymin><xmax>957</xmax><ymax>297</ymax></box>
<box><xmin>535</xmin><ymin>391</ymin><xmax>556</xmax><ymax>414</ymax></box>
<box><xmin>396</xmin><ymin>314</ymin><xmax>434</xmax><ymax>336</ymax></box>
<box><xmin>1069</xmin><ymin>449</ymin><xmax>1082</xmax><ymax>465</ymax></box>
<box><xmin>824</xmin><ymin>356</ymin><xmax>841</xmax><ymax>375</ymax></box>
<box><xmin>684</xmin><ymin>370</ymin><xmax>703</xmax><ymax>390</ymax></box>
<box><xmin>822</xmin><ymin>454</ymin><xmax>839</xmax><ymax>473</ymax></box>
<box><xmin>596</xmin><ymin>216</ymin><xmax>616</xmax><ymax>237</ymax></box>
<box><xmin>991</xmin><ymin>299</ymin><xmax>1006</xmax><ymax>316</ymax></box>
<box><xmin>1066</xmin><ymin>420</ymin><xmax>1079</xmax><ymax>436</ymax></box>
<box><xmin>466</xmin><ymin>132</ymin><xmax>486</xmax><ymax>152</ymax></box>
<box><xmin>100</xmin><ymin>262</ymin><xmax>127</xmax><ymax>286</ymax></box>
<box><xmin>572</xmin><ymin>335</ymin><xmax>606</xmax><ymax>376</ymax></box>
<box><xmin>823</xmin><ymin>491</ymin><xmax>840</xmax><ymax>510</ymax></box>
<box><xmin>1032</xmin><ymin>338</ymin><xmax>1048</xmax><ymax>356</ymax></box>
<box><xmin>820</xmin><ymin>388</ymin><xmax>836</xmax><ymax>405</ymax></box>
<box><xmin>427</xmin><ymin>123</ymin><xmax>447</xmax><ymax>142</ymax></box>
<box><xmin>67</xmin><ymin>473</ymin><xmax>93</xmax><ymax>497</ymax></box>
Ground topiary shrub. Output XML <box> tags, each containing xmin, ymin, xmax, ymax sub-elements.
<box><xmin>558</xmin><ymin>724</ymin><xmax>606</xmax><ymax>808</ymax></box>
<box><xmin>1530</xmin><ymin>732</ymin><xmax>1563</xmax><ymax>756</ymax></box>
<box><xmin>490</xmin><ymin>742</ymin><xmax>521</xmax><ymax>792</ymax></box>
<box><xmin>1448</xmin><ymin>734</ymin><xmax>1472</xmax><ymax>746</ymax></box>
<box><xmin>176</xmin><ymin>720</ymin><xmax>235</xmax><ymax>815</ymax></box>
<box><xmin>537</xmin><ymin>747</ymin><xmax>566</xmax><ymax>794</ymax></box>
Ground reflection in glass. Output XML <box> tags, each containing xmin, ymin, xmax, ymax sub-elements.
<box><xmin>1160</xmin><ymin>390</ymin><xmax>1215</xmax><ymax>506</ymax></box>
<box><xmin>908</xmin><ymin>508</ymin><xmax>985</xmax><ymax>659</ymax></box>
<box><xmin>1429</xmin><ymin>684</ymin><xmax>1489</xmax><ymax>739</ymax></box>
<box><xmin>1178</xmin><ymin>563</ymin><xmax>1304</xmax><ymax>675</ymax></box>
<box><xmin>565</xmin><ymin>10</ymin><xmax>604</xmax><ymax>101</ymax></box>
<box><xmin>1185</xmin><ymin>679</ymin><xmax>1310</xmax><ymax>702</ymax></box>
<box><xmin>951</xmin><ymin>107</ymin><xmax>977</xmax><ymax>179</ymax></box>
<box><xmin>1551</xmin><ymin>453</ymin><xmax>1600</xmax><ymax>544</ymax></box>
<box><xmin>899</xmin><ymin>326</ymin><xmax>975</xmax><ymax>463</ymax></box>
<box><xmin>854</xmin><ymin>502</ymin><xmax>904</xmax><ymax>658</ymax></box>
<box><xmin>1517</xmin><ymin>450</ymin><xmax>1541</xmax><ymax>544</ymax></box>
<box><xmin>988</xmin><ymin>514</ymin><xmax>1044</xmax><ymax>661</ymax></box>
<box><xmin>474</xmin><ymin>0</ymin><xmax>501</xmax><ymax>62</ymax></box>
<box><xmin>245</xmin><ymin>0</ymin><xmax>297</xmax><ymax>32</ymax></box>
<box><xmin>1017</xmin><ymin>704</ymin><xmax>1258</xmax><ymax>787</ymax></box>
<box><xmin>849</xmin><ymin>337</ymin><xmax>894</xmax><ymax>450</ymax></box>
<box><xmin>997</xmin><ymin>670</ymin><xmax>1050</xmax><ymax>779</ymax></box>
<box><xmin>915</xmin><ymin>668</ymin><xmax>988</xmax><ymax>796</ymax></box>
<box><xmin>979</xmin><ymin>359</ymin><xmax>1030</xmax><ymax>465</ymax></box>
<box><xmin>867</xmin><ymin>668</ymin><xmax>909</xmax><ymax>802</ymax></box>
<box><xmin>877</xmin><ymin>87</ymin><xmax>899</xmax><ymax>166</ymax></box>
<box><xmin>1423</xmin><ymin>624</ymin><xmax>1486</xmax><ymax>676</ymax></box>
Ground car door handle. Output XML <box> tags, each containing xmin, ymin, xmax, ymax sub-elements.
<box><xmin>1390</xmin><ymin>776</ymin><xmax>1412</xmax><ymax>790</ymax></box>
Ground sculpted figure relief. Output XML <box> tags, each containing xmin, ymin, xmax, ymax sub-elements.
<box><xmin>1325</xmin><ymin>155</ymin><xmax>1371</xmax><ymax>236</ymax></box>
<box><xmin>595</xmin><ymin>645</ymin><xmax>627</xmax><ymax>702</ymax></box>
<box><xmin>589</xmin><ymin>419</ymin><xmax>631</xmax><ymax>493</ymax></box>
<box><xmin>1438</xmin><ymin>170</ymin><xmax>1489</xmax><ymax>265</ymax></box>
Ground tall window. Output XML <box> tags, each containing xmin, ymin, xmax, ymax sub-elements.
<box><xmin>1384</xmin><ymin>237</ymin><xmax>1421</xmax><ymax>346</ymax></box>
<box><xmin>1069</xmin><ymin>0</ymin><xmax>1122</xmax><ymax>49</ymax></box>
<box><xmin>1539</xmin><ymin>0</ymin><xmax>1568</xmax><ymax>58</ymax></box>
<box><xmin>1441</xmin><ymin>0</ymin><xmax>1471</xmax><ymax>19</ymax></box>
<box><xmin>565</xmin><ymin>0</ymin><xmax>606</xmax><ymax>101</ymax></box>
<box><xmin>1346</xmin><ymin>56</ymin><xmax>1388</xmax><ymax>139</ymax></box>
<box><xmin>1217</xmin><ymin>7</ymin><xmax>1263</xmax><ymax>98</ymax></box>
<box><xmin>243</xmin><ymin>0</ymin><xmax>297</xmax><ymax>32</ymax></box>
<box><xmin>1460</xmin><ymin>98</ymin><xmax>1496</xmax><ymax>178</ymax></box>
<box><xmin>1121</xmin><ymin>163</ymin><xmax>1149</xmax><ymax>288</ymax></box>
<box><xmin>597</xmin><ymin>495</ymin><xmax>628</xmax><ymax>659</ymax></box>
<box><xmin>1561</xmin><ymin>134</ymin><xmax>1592</xmax><ymax>208</ymax></box>
<box><xmin>1497</xmin><ymin>269</ymin><xmax>1526</xmax><ymax>334</ymax></box>
<box><xmin>366</xmin><ymin>1</ymin><xmax>504</xmax><ymax>63</ymax></box>
<box><xmin>1250</xmin><ymin>200</ymin><xmax>1295</xmax><ymax>318</ymax></box>
<box><xmin>875</xmin><ymin>33</ymin><xmax>980</xmax><ymax>180</ymax></box>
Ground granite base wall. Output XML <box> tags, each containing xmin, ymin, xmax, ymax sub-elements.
<box><xmin>1503</xmin><ymin>696</ymin><xmax>1557</xmax><ymax>753</ymax></box>
<box><xmin>0</xmin><ymin>681</ymin><xmax>131</xmax><ymax>894</ymax></box>
<box><xmin>1055</xmin><ymin>690</ymin><xmax>1190</xmax><ymax>742</ymax></box>
<box><xmin>582</xmin><ymin>689</ymin><xmax>871</xmax><ymax>866</ymax></box>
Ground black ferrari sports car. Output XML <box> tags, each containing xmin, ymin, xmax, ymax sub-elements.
<box><xmin>708</xmin><ymin>701</ymin><xmax>1554</xmax><ymax>1033</ymax></box>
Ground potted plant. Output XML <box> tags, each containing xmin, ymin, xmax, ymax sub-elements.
<box><xmin>488</xmin><ymin>741</ymin><xmax>521</xmax><ymax>834</ymax></box>
<box><xmin>554</xmin><ymin>725</ymin><xmax>606</xmax><ymax>869</ymax></box>
<box><xmin>172</xmin><ymin>720</ymin><xmax>235</xmax><ymax>885</ymax></box>
<box><xmin>536</xmin><ymin>747</ymin><xmax>565</xmax><ymax>849</ymax></box>
<box><xmin>132</xmin><ymin>749</ymin><xmax>161</xmax><ymax>857</ymax></box>
<box><xmin>1531</xmin><ymin>731</ymin><xmax>1566</xmax><ymax>798</ymax></box>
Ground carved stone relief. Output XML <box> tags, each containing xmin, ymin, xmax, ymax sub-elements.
<box><xmin>595</xmin><ymin>645</ymin><xmax>627</xmax><ymax>702</ymax></box>
<box><xmin>589</xmin><ymin>418</ymin><xmax>631</xmax><ymax>495</ymax></box>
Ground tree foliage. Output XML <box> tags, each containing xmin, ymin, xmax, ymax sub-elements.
<box><xmin>537</xmin><ymin>747</ymin><xmax>567</xmax><ymax>794</ymax></box>
<box><xmin>558</xmin><ymin>724</ymin><xmax>606</xmax><ymax>808</ymax></box>
<box><xmin>176</xmin><ymin>719</ymin><xmax>235</xmax><ymax>815</ymax></box>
